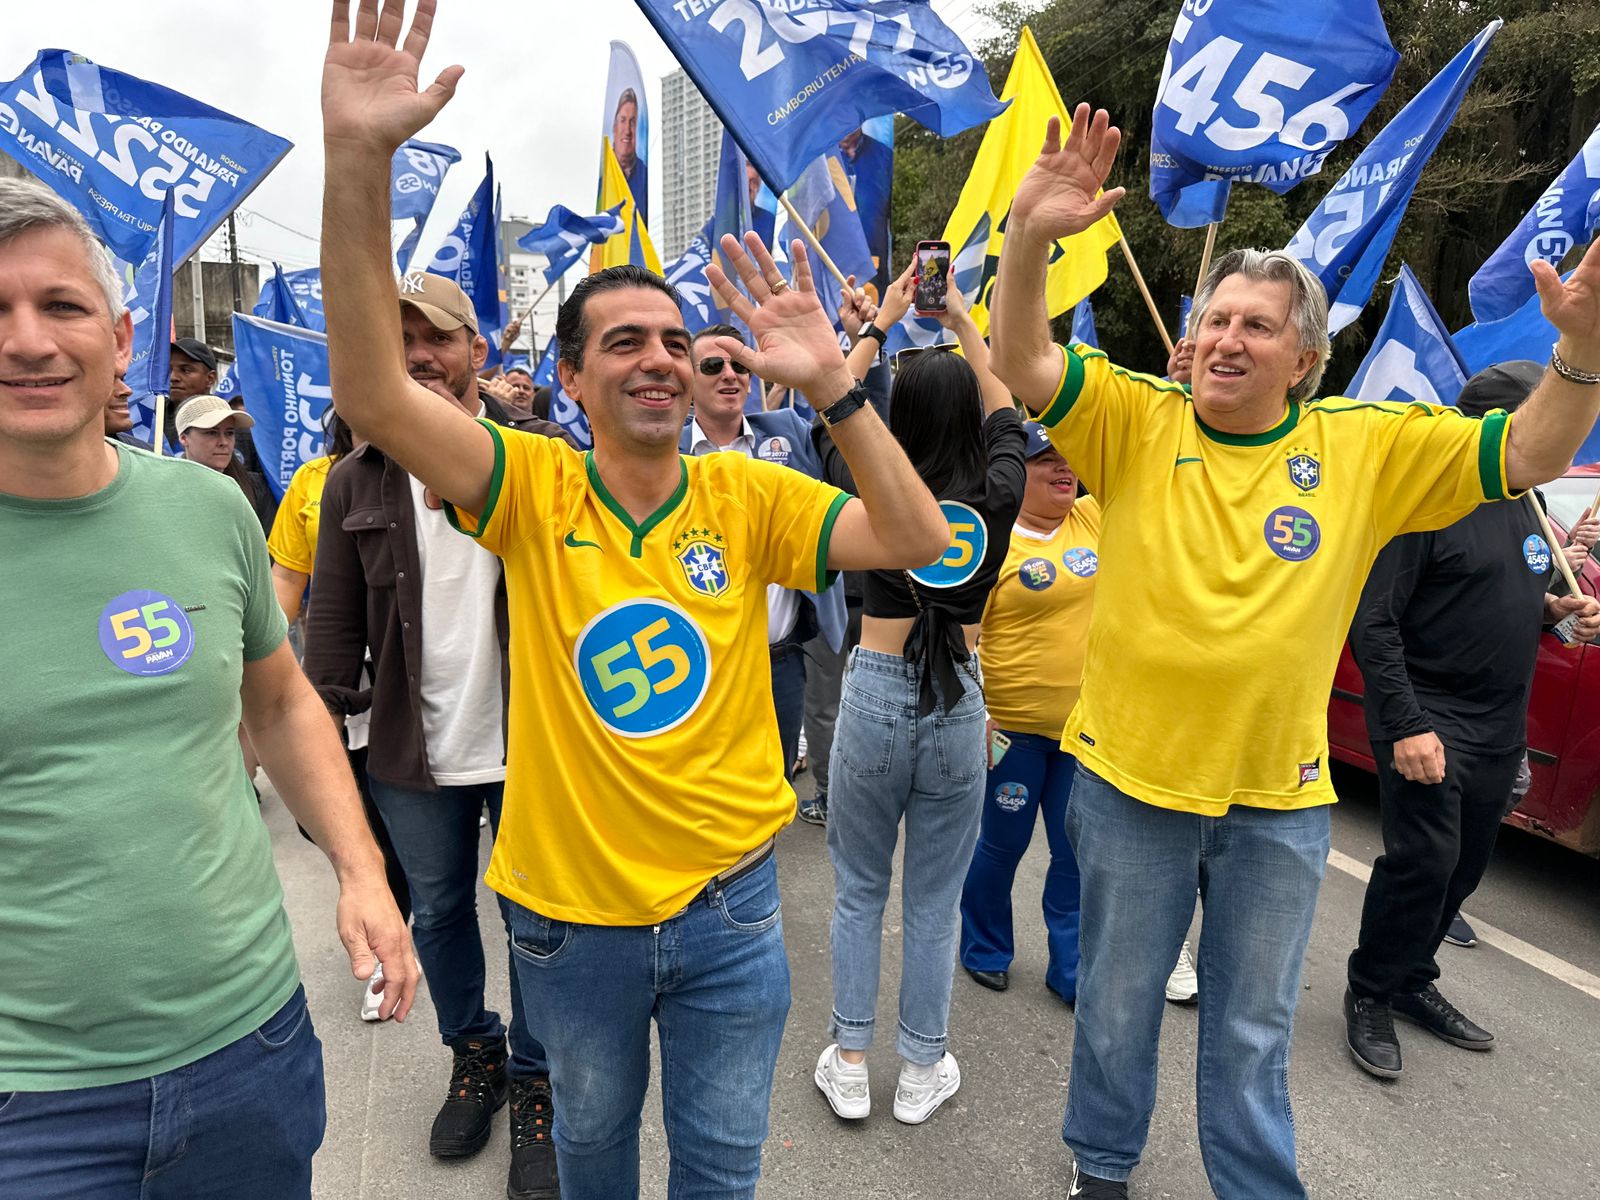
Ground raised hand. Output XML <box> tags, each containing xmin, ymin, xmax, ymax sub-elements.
<box><xmin>324</xmin><ymin>0</ymin><xmax>463</xmax><ymax>154</ymax></box>
<box><xmin>1535</xmin><ymin>236</ymin><xmax>1600</xmax><ymax>368</ymax></box>
<box><xmin>876</xmin><ymin>258</ymin><xmax>917</xmax><ymax>330</ymax></box>
<box><xmin>705</xmin><ymin>233</ymin><xmax>852</xmax><ymax>402</ymax></box>
<box><xmin>1009</xmin><ymin>105</ymin><xmax>1126</xmax><ymax>244</ymax></box>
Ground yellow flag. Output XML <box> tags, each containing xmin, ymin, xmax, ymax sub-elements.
<box><xmin>945</xmin><ymin>26</ymin><xmax>1121</xmax><ymax>336</ymax></box>
<box><xmin>591</xmin><ymin>137</ymin><xmax>662</xmax><ymax>275</ymax></box>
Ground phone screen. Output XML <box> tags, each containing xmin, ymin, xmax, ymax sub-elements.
<box><xmin>914</xmin><ymin>242</ymin><xmax>951</xmax><ymax>313</ymax></box>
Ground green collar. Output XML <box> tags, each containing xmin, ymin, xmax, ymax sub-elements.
<box><xmin>585</xmin><ymin>451</ymin><xmax>689</xmax><ymax>558</ymax></box>
<box><xmin>1196</xmin><ymin>398</ymin><xmax>1300</xmax><ymax>447</ymax></box>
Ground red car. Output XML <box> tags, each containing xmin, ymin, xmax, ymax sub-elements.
<box><xmin>1328</xmin><ymin>469</ymin><xmax>1600</xmax><ymax>855</ymax></box>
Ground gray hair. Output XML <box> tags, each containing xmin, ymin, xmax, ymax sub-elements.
<box><xmin>1192</xmin><ymin>248</ymin><xmax>1331</xmax><ymax>402</ymax></box>
<box><xmin>0</xmin><ymin>179</ymin><xmax>125</xmax><ymax>319</ymax></box>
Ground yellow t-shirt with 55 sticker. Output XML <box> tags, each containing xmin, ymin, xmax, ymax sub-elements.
<box><xmin>447</xmin><ymin>422</ymin><xmax>848</xmax><ymax>924</ymax></box>
<box><xmin>1034</xmin><ymin>344</ymin><xmax>1517</xmax><ymax>817</ymax></box>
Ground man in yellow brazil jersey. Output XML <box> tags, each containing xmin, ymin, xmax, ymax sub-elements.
<box><xmin>318</xmin><ymin>4</ymin><xmax>949</xmax><ymax>1197</ymax></box>
<box><xmin>988</xmin><ymin>107</ymin><xmax>1600</xmax><ymax>1200</ymax></box>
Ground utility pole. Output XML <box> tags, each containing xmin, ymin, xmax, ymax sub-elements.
<box><xmin>189</xmin><ymin>254</ymin><xmax>206</xmax><ymax>345</ymax></box>
<box><xmin>227</xmin><ymin>212</ymin><xmax>244</xmax><ymax>315</ymax></box>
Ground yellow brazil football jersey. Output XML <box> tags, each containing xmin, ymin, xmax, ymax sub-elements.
<box><xmin>979</xmin><ymin>496</ymin><xmax>1102</xmax><ymax>738</ymax></box>
<box><xmin>266</xmin><ymin>455</ymin><xmax>333</xmax><ymax>575</ymax></box>
<box><xmin>446</xmin><ymin>422</ymin><xmax>849</xmax><ymax>925</ymax></box>
<box><xmin>1035</xmin><ymin>344</ymin><xmax>1517</xmax><ymax>817</ymax></box>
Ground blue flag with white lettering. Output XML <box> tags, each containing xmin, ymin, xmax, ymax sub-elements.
<box><xmin>1288</xmin><ymin>22</ymin><xmax>1499</xmax><ymax>334</ymax></box>
<box><xmin>278</xmin><ymin>268</ymin><xmax>325</xmax><ymax>332</ymax></box>
<box><xmin>666</xmin><ymin>129</ymin><xmax>759</xmax><ymax>335</ymax></box>
<box><xmin>122</xmin><ymin>191</ymin><xmax>175</xmax><ymax>442</ymax></box>
<box><xmin>425</xmin><ymin>156</ymin><xmax>505</xmax><ymax>364</ymax></box>
<box><xmin>392</xmin><ymin>138</ymin><xmax>461</xmax><ymax>272</ymax></box>
<box><xmin>518</xmin><ymin>205</ymin><xmax>626</xmax><ymax>286</ymax></box>
<box><xmin>1149</xmin><ymin>1</ymin><xmax>1398</xmax><ymax>227</ymax></box>
<box><xmin>1469</xmin><ymin>125</ymin><xmax>1600</xmax><ymax>323</ymax></box>
<box><xmin>1346</xmin><ymin>265</ymin><xmax>1469</xmax><ymax>406</ymax></box>
<box><xmin>1455</xmin><ymin>271</ymin><xmax>1569</xmax><ymax>376</ymax></box>
<box><xmin>253</xmin><ymin>264</ymin><xmax>311</xmax><ymax>328</ymax></box>
<box><xmin>0</xmin><ymin>49</ymin><xmax>291</xmax><ymax>264</ymax></box>
<box><xmin>231</xmin><ymin>313</ymin><xmax>330</xmax><ymax>500</ymax></box>
<box><xmin>633</xmin><ymin>0</ymin><xmax>1004</xmax><ymax>191</ymax></box>
<box><xmin>533</xmin><ymin>335</ymin><xmax>593</xmax><ymax>449</ymax></box>
<box><xmin>1069</xmin><ymin>296</ymin><xmax>1098</xmax><ymax>349</ymax></box>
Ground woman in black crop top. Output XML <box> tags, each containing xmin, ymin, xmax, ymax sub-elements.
<box><xmin>812</xmin><ymin>263</ymin><xmax>1025</xmax><ymax>1124</ymax></box>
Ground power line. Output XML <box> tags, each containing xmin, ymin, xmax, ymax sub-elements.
<box><xmin>235</xmin><ymin>207</ymin><xmax>321</xmax><ymax>244</ymax></box>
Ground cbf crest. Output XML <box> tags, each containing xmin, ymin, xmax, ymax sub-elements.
<box><xmin>673</xmin><ymin>528</ymin><xmax>729</xmax><ymax>598</ymax></box>
<box><xmin>1286</xmin><ymin>450</ymin><xmax>1321</xmax><ymax>493</ymax></box>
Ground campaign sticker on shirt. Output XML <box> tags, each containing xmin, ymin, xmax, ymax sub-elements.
<box><xmin>1062</xmin><ymin>547</ymin><xmax>1099</xmax><ymax>578</ymax></box>
<box><xmin>1264</xmin><ymin>506</ymin><xmax>1321</xmax><ymax>562</ymax></box>
<box><xmin>97</xmin><ymin>589</ymin><xmax>196</xmax><ymax>677</ymax></box>
<box><xmin>909</xmin><ymin>501</ymin><xmax>987</xmax><ymax>589</ymax></box>
<box><xmin>1523</xmin><ymin>534</ymin><xmax>1552</xmax><ymax>574</ymax></box>
<box><xmin>994</xmin><ymin>782</ymin><xmax>1029</xmax><ymax>812</ymax></box>
<box><xmin>757</xmin><ymin>435</ymin><xmax>792</xmax><ymax>466</ymax></box>
<box><xmin>1018</xmin><ymin>557</ymin><xmax>1057</xmax><ymax>590</ymax></box>
<box><xmin>574</xmin><ymin>599</ymin><xmax>711</xmax><ymax>738</ymax></box>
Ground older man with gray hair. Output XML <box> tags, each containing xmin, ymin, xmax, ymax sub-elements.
<box><xmin>989</xmin><ymin>108</ymin><xmax>1600</xmax><ymax>1200</ymax></box>
<box><xmin>0</xmin><ymin>178</ymin><xmax>417</xmax><ymax>1199</ymax></box>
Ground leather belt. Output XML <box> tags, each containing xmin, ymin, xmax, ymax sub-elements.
<box><xmin>709</xmin><ymin>837</ymin><xmax>776</xmax><ymax>893</ymax></box>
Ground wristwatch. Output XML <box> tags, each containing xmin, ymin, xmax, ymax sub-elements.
<box><xmin>819</xmin><ymin>381</ymin><xmax>872</xmax><ymax>428</ymax></box>
<box><xmin>857</xmin><ymin>322</ymin><xmax>887</xmax><ymax>345</ymax></box>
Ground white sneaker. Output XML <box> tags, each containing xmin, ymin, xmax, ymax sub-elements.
<box><xmin>1165</xmin><ymin>941</ymin><xmax>1199</xmax><ymax>1005</ymax></box>
<box><xmin>892</xmin><ymin>1052</ymin><xmax>961</xmax><ymax>1124</ymax></box>
<box><xmin>814</xmin><ymin>1044</ymin><xmax>870</xmax><ymax>1119</ymax></box>
<box><xmin>360</xmin><ymin>963</ymin><xmax>385</xmax><ymax>1022</ymax></box>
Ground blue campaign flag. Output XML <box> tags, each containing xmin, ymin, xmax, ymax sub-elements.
<box><xmin>253</xmin><ymin>264</ymin><xmax>311</xmax><ymax>328</ymax></box>
<box><xmin>121</xmin><ymin>192</ymin><xmax>176</xmax><ymax>444</ymax></box>
<box><xmin>1178</xmin><ymin>294</ymin><xmax>1193</xmax><ymax>340</ymax></box>
<box><xmin>1288</xmin><ymin>22</ymin><xmax>1500</xmax><ymax>334</ymax></box>
<box><xmin>1346</xmin><ymin>265</ymin><xmax>1469</xmax><ymax>406</ymax></box>
<box><xmin>424</xmin><ymin>156</ymin><xmax>505</xmax><ymax>361</ymax></box>
<box><xmin>213</xmin><ymin>363</ymin><xmax>240</xmax><ymax>403</ymax></box>
<box><xmin>837</xmin><ymin>116</ymin><xmax>894</xmax><ymax>295</ymax></box>
<box><xmin>518</xmin><ymin>205</ymin><xmax>626</xmax><ymax>286</ymax></box>
<box><xmin>1469</xmin><ymin>125</ymin><xmax>1600</xmax><ymax>324</ymax></box>
<box><xmin>634</xmin><ymin>0</ymin><xmax>1004</xmax><ymax>191</ymax></box>
<box><xmin>279</xmin><ymin>268</ymin><xmax>325</xmax><ymax>332</ymax></box>
<box><xmin>392</xmin><ymin>138</ymin><xmax>461</xmax><ymax>272</ymax></box>
<box><xmin>1454</xmin><ymin>271</ymin><xmax>1570</xmax><ymax>376</ymax></box>
<box><xmin>533</xmin><ymin>335</ymin><xmax>593</xmax><ymax>450</ymax></box>
<box><xmin>0</xmin><ymin>49</ymin><xmax>291</xmax><ymax>264</ymax></box>
<box><xmin>231</xmin><ymin>313</ymin><xmax>331</xmax><ymax>500</ymax></box>
<box><xmin>784</xmin><ymin>153</ymin><xmax>876</xmax><ymax>326</ymax></box>
<box><xmin>1149</xmin><ymin>1</ymin><xmax>1399</xmax><ymax>227</ymax></box>
<box><xmin>666</xmin><ymin>129</ymin><xmax>760</xmax><ymax>334</ymax></box>
<box><xmin>1069</xmin><ymin>296</ymin><xmax>1098</xmax><ymax>349</ymax></box>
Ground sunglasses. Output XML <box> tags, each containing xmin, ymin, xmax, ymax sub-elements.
<box><xmin>697</xmin><ymin>356</ymin><xmax>751</xmax><ymax>377</ymax></box>
<box><xmin>893</xmin><ymin>342</ymin><xmax>958</xmax><ymax>370</ymax></box>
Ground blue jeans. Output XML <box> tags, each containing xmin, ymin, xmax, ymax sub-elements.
<box><xmin>1063</xmin><ymin>768</ymin><xmax>1330</xmax><ymax>1198</ymax></box>
<box><xmin>506</xmin><ymin>857</ymin><xmax>790</xmax><ymax>1200</ymax></box>
<box><xmin>959</xmin><ymin>733</ymin><xmax>1081</xmax><ymax>1000</ymax></box>
<box><xmin>366</xmin><ymin>777</ymin><xmax>546</xmax><ymax>1077</ymax></box>
<box><xmin>827</xmin><ymin>647</ymin><xmax>986</xmax><ymax>1065</ymax></box>
<box><xmin>0</xmin><ymin>985</ymin><xmax>324</xmax><ymax>1199</ymax></box>
<box><xmin>770</xmin><ymin>642</ymin><xmax>806</xmax><ymax>781</ymax></box>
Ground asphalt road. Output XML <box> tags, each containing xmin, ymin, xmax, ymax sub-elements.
<box><xmin>268</xmin><ymin>761</ymin><xmax>1600</xmax><ymax>1199</ymax></box>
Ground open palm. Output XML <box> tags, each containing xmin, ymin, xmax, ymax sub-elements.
<box><xmin>705</xmin><ymin>234</ymin><xmax>847</xmax><ymax>395</ymax></box>
<box><xmin>1009</xmin><ymin>104</ymin><xmax>1125</xmax><ymax>244</ymax></box>
<box><xmin>324</xmin><ymin>0</ymin><xmax>463</xmax><ymax>153</ymax></box>
<box><xmin>1537</xmin><ymin>236</ymin><xmax>1600</xmax><ymax>355</ymax></box>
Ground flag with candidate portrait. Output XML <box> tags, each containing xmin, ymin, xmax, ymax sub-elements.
<box><xmin>593</xmin><ymin>137</ymin><xmax>662</xmax><ymax>275</ymax></box>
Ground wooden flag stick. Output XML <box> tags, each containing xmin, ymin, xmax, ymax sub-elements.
<box><xmin>1117</xmin><ymin>235</ymin><xmax>1174</xmax><ymax>355</ymax></box>
<box><xmin>777</xmin><ymin>194</ymin><xmax>853</xmax><ymax>294</ymax></box>
<box><xmin>151</xmin><ymin>393</ymin><xmax>167</xmax><ymax>458</ymax></box>
<box><xmin>1193</xmin><ymin>222</ymin><xmax>1219</xmax><ymax>307</ymax></box>
<box><xmin>1528</xmin><ymin>493</ymin><xmax>1583</xmax><ymax>599</ymax></box>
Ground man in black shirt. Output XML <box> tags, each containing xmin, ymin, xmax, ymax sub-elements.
<box><xmin>1344</xmin><ymin>361</ymin><xmax>1600</xmax><ymax>1080</ymax></box>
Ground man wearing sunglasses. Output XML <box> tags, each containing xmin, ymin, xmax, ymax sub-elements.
<box><xmin>680</xmin><ymin>324</ymin><xmax>849</xmax><ymax>797</ymax></box>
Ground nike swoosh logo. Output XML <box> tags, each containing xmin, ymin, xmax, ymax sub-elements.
<box><xmin>564</xmin><ymin>532</ymin><xmax>601</xmax><ymax>550</ymax></box>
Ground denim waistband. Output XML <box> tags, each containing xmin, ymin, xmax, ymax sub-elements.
<box><xmin>847</xmin><ymin>645</ymin><xmax>924</xmax><ymax>678</ymax></box>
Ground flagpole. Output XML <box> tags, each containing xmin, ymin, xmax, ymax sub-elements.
<box><xmin>1116</xmin><ymin>235</ymin><xmax>1174</xmax><ymax>355</ymax></box>
<box><xmin>776</xmin><ymin>195</ymin><xmax>853</xmax><ymax>294</ymax></box>
<box><xmin>1193</xmin><ymin>222</ymin><xmax>1219</xmax><ymax>307</ymax></box>
<box><xmin>151</xmin><ymin>393</ymin><xmax>167</xmax><ymax>458</ymax></box>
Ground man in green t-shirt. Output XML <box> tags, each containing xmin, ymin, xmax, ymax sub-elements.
<box><xmin>0</xmin><ymin>180</ymin><xmax>419</xmax><ymax>1200</ymax></box>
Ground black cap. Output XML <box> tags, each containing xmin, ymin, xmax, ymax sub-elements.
<box><xmin>1456</xmin><ymin>360</ymin><xmax>1542</xmax><ymax>418</ymax></box>
<box><xmin>171</xmin><ymin>337</ymin><xmax>218</xmax><ymax>373</ymax></box>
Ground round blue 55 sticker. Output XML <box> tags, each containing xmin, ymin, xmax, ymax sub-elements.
<box><xmin>98</xmin><ymin>589</ymin><xmax>195</xmax><ymax>676</ymax></box>
<box><xmin>1523</xmin><ymin>534</ymin><xmax>1551</xmax><ymax>574</ymax></box>
<box><xmin>1018</xmin><ymin>557</ymin><xmax>1056</xmax><ymax>590</ymax></box>
<box><xmin>574</xmin><ymin>599</ymin><xmax>711</xmax><ymax>738</ymax></box>
<box><xmin>909</xmin><ymin>501</ymin><xmax>988</xmax><ymax>589</ymax></box>
<box><xmin>1264</xmin><ymin>506</ymin><xmax>1321</xmax><ymax>562</ymax></box>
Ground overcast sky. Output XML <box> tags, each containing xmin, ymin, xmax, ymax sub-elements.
<box><xmin>6</xmin><ymin>0</ymin><xmax>993</xmax><ymax>274</ymax></box>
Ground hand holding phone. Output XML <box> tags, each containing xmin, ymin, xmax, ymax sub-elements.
<box><xmin>914</xmin><ymin>240</ymin><xmax>951</xmax><ymax>316</ymax></box>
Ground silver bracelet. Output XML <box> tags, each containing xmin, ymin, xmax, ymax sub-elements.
<box><xmin>1551</xmin><ymin>346</ymin><xmax>1600</xmax><ymax>385</ymax></box>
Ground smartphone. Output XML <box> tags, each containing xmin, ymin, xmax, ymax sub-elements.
<box><xmin>913</xmin><ymin>240</ymin><xmax>951</xmax><ymax>315</ymax></box>
<box><xmin>988</xmin><ymin>728</ymin><xmax>1012</xmax><ymax>770</ymax></box>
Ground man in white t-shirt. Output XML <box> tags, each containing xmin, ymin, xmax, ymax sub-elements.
<box><xmin>302</xmin><ymin>273</ymin><xmax>569</xmax><ymax>1200</ymax></box>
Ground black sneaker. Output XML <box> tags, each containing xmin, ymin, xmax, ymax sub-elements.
<box><xmin>1443</xmin><ymin>912</ymin><xmax>1478</xmax><ymax>947</ymax></box>
<box><xmin>1344</xmin><ymin>987</ymin><xmax>1402</xmax><ymax>1079</ymax></box>
<box><xmin>797</xmin><ymin>795</ymin><xmax>827</xmax><ymax>826</ymax></box>
<box><xmin>1392</xmin><ymin>984</ymin><xmax>1494</xmax><ymax>1050</ymax></box>
<box><xmin>1068</xmin><ymin>1163</ymin><xmax>1128</xmax><ymax>1197</ymax></box>
<box><xmin>507</xmin><ymin>1074</ymin><xmax>561</xmax><ymax>1199</ymax></box>
<box><xmin>430</xmin><ymin>1036</ymin><xmax>509</xmax><ymax>1158</ymax></box>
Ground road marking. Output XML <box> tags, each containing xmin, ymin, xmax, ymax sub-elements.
<box><xmin>1327</xmin><ymin>848</ymin><xmax>1600</xmax><ymax>1003</ymax></box>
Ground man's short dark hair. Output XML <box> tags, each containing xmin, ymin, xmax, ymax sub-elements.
<box><xmin>505</xmin><ymin>366</ymin><xmax>533</xmax><ymax>381</ymax></box>
<box><xmin>692</xmin><ymin>323</ymin><xmax>745</xmax><ymax>357</ymax></box>
<box><xmin>556</xmin><ymin>265</ymin><xmax>683</xmax><ymax>370</ymax></box>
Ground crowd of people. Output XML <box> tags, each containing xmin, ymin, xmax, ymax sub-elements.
<box><xmin>7</xmin><ymin>3</ymin><xmax>1600</xmax><ymax>1200</ymax></box>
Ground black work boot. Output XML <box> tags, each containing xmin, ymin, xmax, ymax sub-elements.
<box><xmin>1392</xmin><ymin>983</ymin><xmax>1494</xmax><ymax>1050</ymax></box>
<box><xmin>507</xmin><ymin>1074</ymin><xmax>561</xmax><ymax>1199</ymax></box>
<box><xmin>1344</xmin><ymin>987</ymin><xmax>1402</xmax><ymax>1079</ymax></box>
<box><xmin>430</xmin><ymin>1036</ymin><xmax>510</xmax><ymax>1157</ymax></box>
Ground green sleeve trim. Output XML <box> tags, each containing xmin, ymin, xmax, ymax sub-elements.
<box><xmin>1034</xmin><ymin>344</ymin><xmax>1084</xmax><ymax>428</ymax></box>
<box><xmin>443</xmin><ymin>418</ymin><xmax>505</xmax><ymax>537</ymax></box>
<box><xmin>1478</xmin><ymin>409</ymin><xmax>1513</xmax><ymax>500</ymax></box>
<box><xmin>814</xmin><ymin>489</ymin><xmax>851</xmax><ymax>592</ymax></box>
